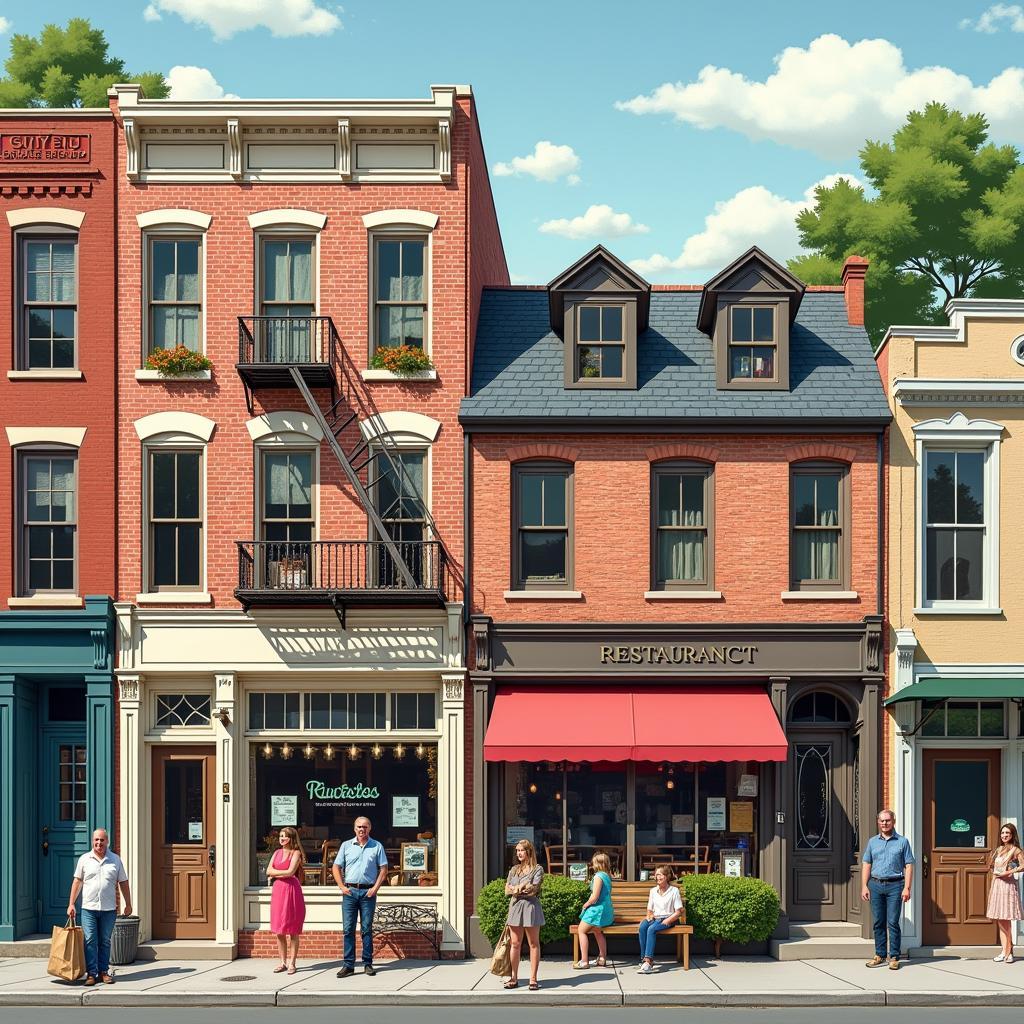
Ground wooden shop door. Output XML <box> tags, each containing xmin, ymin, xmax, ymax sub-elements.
<box><xmin>152</xmin><ymin>746</ymin><xmax>216</xmax><ymax>939</ymax></box>
<box><xmin>922</xmin><ymin>749</ymin><xmax>999</xmax><ymax>946</ymax></box>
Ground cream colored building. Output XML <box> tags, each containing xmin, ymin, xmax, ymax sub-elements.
<box><xmin>879</xmin><ymin>298</ymin><xmax>1024</xmax><ymax>951</ymax></box>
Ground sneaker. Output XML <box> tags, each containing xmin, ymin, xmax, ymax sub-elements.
<box><xmin>889</xmin><ymin>957</ymin><xmax>900</xmax><ymax>971</ymax></box>
<box><xmin>363</xmin><ymin>965</ymin><xmax>376</xmax><ymax>976</ymax></box>
<box><xmin>640</xmin><ymin>961</ymin><xmax>652</xmax><ymax>975</ymax></box>
<box><xmin>1006</xmin><ymin>954</ymin><xmax>1015</xmax><ymax>964</ymax></box>
<box><xmin>336</xmin><ymin>966</ymin><xmax>354</xmax><ymax>978</ymax></box>
<box><xmin>865</xmin><ymin>956</ymin><xmax>886</xmax><ymax>968</ymax></box>
<box><xmin>994</xmin><ymin>953</ymin><xmax>1006</xmax><ymax>963</ymax></box>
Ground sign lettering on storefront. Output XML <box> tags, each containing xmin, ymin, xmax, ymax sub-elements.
<box><xmin>599</xmin><ymin>644</ymin><xmax>758</xmax><ymax>666</ymax></box>
<box><xmin>0</xmin><ymin>133</ymin><xmax>91</xmax><ymax>162</ymax></box>
<box><xmin>306</xmin><ymin>780</ymin><xmax>380</xmax><ymax>801</ymax></box>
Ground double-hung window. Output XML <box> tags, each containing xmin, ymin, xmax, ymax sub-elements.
<box><xmin>374</xmin><ymin>238</ymin><xmax>426</xmax><ymax>351</ymax></box>
<box><xmin>261</xmin><ymin>450</ymin><xmax>314</xmax><ymax>590</ymax></box>
<box><xmin>652</xmin><ymin>462</ymin><xmax>713</xmax><ymax>590</ymax></box>
<box><xmin>149</xmin><ymin>450</ymin><xmax>202</xmax><ymax>591</ymax></box>
<box><xmin>728</xmin><ymin>305</ymin><xmax>775</xmax><ymax>381</ymax></box>
<box><xmin>513</xmin><ymin>462</ymin><xmax>572</xmax><ymax>590</ymax></box>
<box><xmin>21</xmin><ymin>236</ymin><xmax>77</xmax><ymax>369</ymax></box>
<box><xmin>149</xmin><ymin>236</ymin><xmax>201</xmax><ymax>354</ymax></box>
<box><xmin>21</xmin><ymin>453</ymin><xmax>77</xmax><ymax>594</ymax></box>
<box><xmin>259</xmin><ymin>237</ymin><xmax>314</xmax><ymax>362</ymax></box>
<box><xmin>790</xmin><ymin>462</ymin><xmax>848</xmax><ymax>591</ymax></box>
<box><xmin>577</xmin><ymin>305</ymin><xmax>624</xmax><ymax>381</ymax></box>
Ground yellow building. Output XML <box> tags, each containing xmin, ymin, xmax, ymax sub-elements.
<box><xmin>879</xmin><ymin>299</ymin><xmax>1024</xmax><ymax>953</ymax></box>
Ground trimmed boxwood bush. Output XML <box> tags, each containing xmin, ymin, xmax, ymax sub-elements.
<box><xmin>477</xmin><ymin>874</ymin><xmax>590</xmax><ymax>947</ymax></box>
<box><xmin>681</xmin><ymin>874</ymin><xmax>780</xmax><ymax>945</ymax></box>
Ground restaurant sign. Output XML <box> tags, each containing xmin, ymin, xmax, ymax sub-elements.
<box><xmin>600</xmin><ymin>644</ymin><xmax>757</xmax><ymax>666</ymax></box>
<box><xmin>306</xmin><ymin>779</ymin><xmax>380</xmax><ymax>808</ymax></box>
<box><xmin>1</xmin><ymin>134</ymin><xmax>91</xmax><ymax>162</ymax></box>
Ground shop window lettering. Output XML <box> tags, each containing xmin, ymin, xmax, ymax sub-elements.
<box><xmin>599</xmin><ymin>644</ymin><xmax>757</xmax><ymax>665</ymax></box>
<box><xmin>306</xmin><ymin>780</ymin><xmax>380</xmax><ymax>801</ymax></box>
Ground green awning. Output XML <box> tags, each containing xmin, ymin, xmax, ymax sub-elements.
<box><xmin>884</xmin><ymin>678</ymin><xmax>1024</xmax><ymax>706</ymax></box>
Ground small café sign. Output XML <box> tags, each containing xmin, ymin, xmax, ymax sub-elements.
<box><xmin>1</xmin><ymin>133</ymin><xmax>91</xmax><ymax>162</ymax></box>
<box><xmin>306</xmin><ymin>780</ymin><xmax>380</xmax><ymax>802</ymax></box>
<box><xmin>599</xmin><ymin>644</ymin><xmax>758</xmax><ymax>666</ymax></box>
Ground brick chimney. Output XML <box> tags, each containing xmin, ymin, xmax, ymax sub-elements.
<box><xmin>841</xmin><ymin>255</ymin><xmax>869</xmax><ymax>326</ymax></box>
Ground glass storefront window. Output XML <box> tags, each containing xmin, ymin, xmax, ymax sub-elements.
<box><xmin>921</xmin><ymin>700</ymin><xmax>1006</xmax><ymax>738</ymax></box>
<box><xmin>250</xmin><ymin>742</ymin><xmax>438</xmax><ymax>886</ymax></box>
<box><xmin>248</xmin><ymin>691</ymin><xmax>434</xmax><ymax>731</ymax></box>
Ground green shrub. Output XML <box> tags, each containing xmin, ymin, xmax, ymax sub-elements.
<box><xmin>476</xmin><ymin>874</ymin><xmax>590</xmax><ymax>946</ymax></box>
<box><xmin>681</xmin><ymin>874</ymin><xmax>780</xmax><ymax>945</ymax></box>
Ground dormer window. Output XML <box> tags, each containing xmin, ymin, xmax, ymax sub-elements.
<box><xmin>729</xmin><ymin>305</ymin><xmax>776</xmax><ymax>380</ymax></box>
<box><xmin>697</xmin><ymin>246</ymin><xmax>805</xmax><ymax>392</ymax></box>
<box><xmin>578</xmin><ymin>304</ymin><xmax>624</xmax><ymax>380</ymax></box>
<box><xmin>547</xmin><ymin>245</ymin><xmax>650</xmax><ymax>391</ymax></box>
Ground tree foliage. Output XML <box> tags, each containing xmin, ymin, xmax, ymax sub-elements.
<box><xmin>0</xmin><ymin>18</ymin><xmax>168</xmax><ymax>108</ymax></box>
<box><xmin>790</xmin><ymin>104</ymin><xmax>1024</xmax><ymax>347</ymax></box>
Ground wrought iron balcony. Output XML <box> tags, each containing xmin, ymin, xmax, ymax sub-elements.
<box><xmin>235</xmin><ymin>540</ymin><xmax>449</xmax><ymax>610</ymax></box>
<box><xmin>236</xmin><ymin>315</ymin><xmax>338</xmax><ymax>392</ymax></box>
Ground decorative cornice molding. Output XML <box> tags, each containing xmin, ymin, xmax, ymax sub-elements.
<box><xmin>911</xmin><ymin>410</ymin><xmax>1005</xmax><ymax>443</ymax></box>
<box><xmin>895</xmin><ymin>378</ymin><xmax>1024</xmax><ymax>407</ymax></box>
<box><xmin>123</xmin><ymin>118</ymin><xmax>140</xmax><ymax>180</ymax></box>
<box><xmin>227</xmin><ymin>118</ymin><xmax>242</xmax><ymax>179</ymax></box>
<box><xmin>438</xmin><ymin>118</ymin><xmax>451</xmax><ymax>181</ymax></box>
<box><xmin>338</xmin><ymin>118</ymin><xmax>351</xmax><ymax>180</ymax></box>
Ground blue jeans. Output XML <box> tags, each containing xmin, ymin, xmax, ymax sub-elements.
<box><xmin>80</xmin><ymin>909</ymin><xmax>116</xmax><ymax>979</ymax></box>
<box><xmin>638</xmin><ymin>918</ymin><xmax>671</xmax><ymax>960</ymax></box>
<box><xmin>342</xmin><ymin>890</ymin><xmax>377</xmax><ymax>968</ymax></box>
<box><xmin>869</xmin><ymin>879</ymin><xmax>904</xmax><ymax>958</ymax></box>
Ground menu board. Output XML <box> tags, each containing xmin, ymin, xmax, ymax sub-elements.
<box><xmin>271</xmin><ymin>795</ymin><xmax>297</xmax><ymax>826</ymax></box>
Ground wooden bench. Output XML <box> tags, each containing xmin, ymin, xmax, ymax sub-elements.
<box><xmin>569</xmin><ymin>880</ymin><xmax>692</xmax><ymax>970</ymax></box>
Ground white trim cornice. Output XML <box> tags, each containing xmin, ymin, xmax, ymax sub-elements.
<box><xmin>134</xmin><ymin>411</ymin><xmax>216</xmax><ymax>443</ymax></box>
<box><xmin>246</xmin><ymin>411</ymin><xmax>324</xmax><ymax>443</ymax></box>
<box><xmin>248</xmin><ymin>209</ymin><xmax>327</xmax><ymax>231</ymax></box>
<box><xmin>5</xmin><ymin>426</ymin><xmax>86</xmax><ymax>448</ymax></box>
<box><xmin>358</xmin><ymin>410</ymin><xmax>441</xmax><ymax>443</ymax></box>
<box><xmin>6</xmin><ymin>207</ymin><xmax>85</xmax><ymax>229</ymax></box>
<box><xmin>911</xmin><ymin>410</ymin><xmax>1005</xmax><ymax>443</ymax></box>
<box><xmin>895</xmin><ymin>378</ymin><xmax>1024</xmax><ymax>406</ymax></box>
<box><xmin>136</xmin><ymin>209</ymin><xmax>212</xmax><ymax>231</ymax></box>
<box><xmin>881</xmin><ymin>300</ymin><xmax>1024</xmax><ymax>351</ymax></box>
<box><xmin>362</xmin><ymin>209</ymin><xmax>439</xmax><ymax>231</ymax></box>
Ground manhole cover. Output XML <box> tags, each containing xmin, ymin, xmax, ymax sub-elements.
<box><xmin>222</xmin><ymin>975</ymin><xmax>257</xmax><ymax>983</ymax></box>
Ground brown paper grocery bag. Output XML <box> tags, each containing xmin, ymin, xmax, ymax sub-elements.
<box><xmin>47</xmin><ymin>918</ymin><xmax>85</xmax><ymax>982</ymax></box>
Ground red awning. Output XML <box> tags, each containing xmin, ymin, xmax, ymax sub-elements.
<box><xmin>483</xmin><ymin>686</ymin><xmax>787</xmax><ymax>763</ymax></box>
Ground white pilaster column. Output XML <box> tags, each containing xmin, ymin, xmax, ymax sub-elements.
<box><xmin>439</xmin><ymin>673</ymin><xmax>466</xmax><ymax>950</ymax></box>
<box><xmin>117</xmin><ymin>675</ymin><xmax>146</xmax><ymax>938</ymax></box>
<box><xmin>214</xmin><ymin>672</ymin><xmax>237</xmax><ymax>946</ymax></box>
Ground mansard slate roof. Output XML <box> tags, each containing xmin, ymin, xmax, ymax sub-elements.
<box><xmin>460</xmin><ymin>289</ymin><xmax>891</xmax><ymax>428</ymax></box>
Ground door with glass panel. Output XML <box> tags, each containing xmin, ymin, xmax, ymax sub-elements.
<box><xmin>373</xmin><ymin>450</ymin><xmax>427</xmax><ymax>587</ymax></box>
<box><xmin>261</xmin><ymin>451</ymin><xmax>314</xmax><ymax>591</ymax></box>
<box><xmin>152</xmin><ymin>746</ymin><xmax>216</xmax><ymax>939</ymax></box>
<box><xmin>922</xmin><ymin>749</ymin><xmax>999</xmax><ymax>945</ymax></box>
<box><xmin>260</xmin><ymin>238</ymin><xmax>314</xmax><ymax>362</ymax></box>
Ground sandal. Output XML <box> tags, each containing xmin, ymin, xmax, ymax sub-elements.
<box><xmin>596</xmin><ymin>956</ymin><xmax>607</xmax><ymax>967</ymax></box>
<box><xmin>287</xmin><ymin>965</ymin><xmax>297</xmax><ymax>975</ymax></box>
<box><xmin>503</xmin><ymin>979</ymin><xmax>518</xmax><ymax>989</ymax></box>
<box><xmin>529</xmin><ymin>982</ymin><xmax>539</xmax><ymax>991</ymax></box>
<box><xmin>573</xmin><ymin>961</ymin><xmax>590</xmax><ymax>970</ymax></box>
<box><xmin>273</xmin><ymin>964</ymin><xmax>288</xmax><ymax>974</ymax></box>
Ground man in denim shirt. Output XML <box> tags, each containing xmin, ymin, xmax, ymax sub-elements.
<box><xmin>332</xmin><ymin>817</ymin><xmax>388</xmax><ymax>978</ymax></box>
<box><xmin>861</xmin><ymin>809</ymin><xmax>915</xmax><ymax>969</ymax></box>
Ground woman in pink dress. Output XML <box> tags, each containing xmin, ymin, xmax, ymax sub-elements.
<box><xmin>986</xmin><ymin>823</ymin><xmax>1024</xmax><ymax>963</ymax></box>
<box><xmin>268</xmin><ymin>826</ymin><xmax>306</xmax><ymax>973</ymax></box>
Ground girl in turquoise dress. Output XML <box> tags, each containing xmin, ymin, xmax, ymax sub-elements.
<box><xmin>575</xmin><ymin>852</ymin><xmax>614</xmax><ymax>968</ymax></box>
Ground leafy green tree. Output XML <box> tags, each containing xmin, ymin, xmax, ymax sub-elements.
<box><xmin>790</xmin><ymin>104</ymin><xmax>1024</xmax><ymax>347</ymax></box>
<box><xmin>0</xmin><ymin>18</ymin><xmax>168</xmax><ymax>108</ymax></box>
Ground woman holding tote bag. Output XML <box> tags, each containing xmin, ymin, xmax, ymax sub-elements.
<box><xmin>503</xmin><ymin>839</ymin><xmax>544</xmax><ymax>990</ymax></box>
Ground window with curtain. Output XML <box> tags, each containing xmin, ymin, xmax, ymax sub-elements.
<box><xmin>791</xmin><ymin>464</ymin><xmax>846</xmax><ymax>589</ymax></box>
<box><xmin>260</xmin><ymin>237</ymin><xmax>314</xmax><ymax>362</ymax></box>
<box><xmin>22</xmin><ymin>236</ymin><xmax>77</xmax><ymax>369</ymax></box>
<box><xmin>653</xmin><ymin>463</ymin><xmax>712</xmax><ymax>589</ymax></box>
<box><xmin>513</xmin><ymin>463</ymin><xmax>572</xmax><ymax>589</ymax></box>
<box><xmin>21</xmin><ymin>453</ymin><xmax>77</xmax><ymax>594</ymax></box>
<box><xmin>374</xmin><ymin>237</ymin><xmax>426</xmax><ymax>351</ymax></box>
<box><xmin>149</xmin><ymin>236</ymin><xmax>201</xmax><ymax>354</ymax></box>
<box><xmin>728</xmin><ymin>305</ymin><xmax>775</xmax><ymax>381</ymax></box>
<box><xmin>261</xmin><ymin>450</ymin><xmax>314</xmax><ymax>590</ymax></box>
<box><xmin>149</xmin><ymin>450</ymin><xmax>202</xmax><ymax>591</ymax></box>
<box><xmin>924</xmin><ymin>449</ymin><xmax>986</xmax><ymax>602</ymax></box>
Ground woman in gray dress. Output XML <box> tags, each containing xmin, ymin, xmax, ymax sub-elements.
<box><xmin>504</xmin><ymin>839</ymin><xmax>544</xmax><ymax>990</ymax></box>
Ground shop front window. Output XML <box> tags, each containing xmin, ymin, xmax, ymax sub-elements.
<box><xmin>250</xmin><ymin>741</ymin><xmax>438</xmax><ymax>887</ymax></box>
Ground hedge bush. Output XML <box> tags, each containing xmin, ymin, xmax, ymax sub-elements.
<box><xmin>476</xmin><ymin>874</ymin><xmax>590</xmax><ymax>946</ymax></box>
<box><xmin>681</xmin><ymin>874</ymin><xmax>780</xmax><ymax>945</ymax></box>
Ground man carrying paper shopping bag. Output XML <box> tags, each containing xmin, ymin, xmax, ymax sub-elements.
<box><xmin>67</xmin><ymin>829</ymin><xmax>132</xmax><ymax>986</ymax></box>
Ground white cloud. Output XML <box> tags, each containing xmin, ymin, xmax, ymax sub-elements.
<box><xmin>0</xmin><ymin>16</ymin><xmax>10</xmax><ymax>33</ymax></box>
<box><xmin>166</xmin><ymin>65</ymin><xmax>240</xmax><ymax>101</ymax></box>
<box><xmin>145</xmin><ymin>0</ymin><xmax>341</xmax><ymax>41</ymax></box>
<box><xmin>963</xmin><ymin>4</ymin><xmax>1024</xmax><ymax>32</ymax></box>
<box><xmin>493</xmin><ymin>141</ymin><xmax>581</xmax><ymax>183</ymax></box>
<box><xmin>615</xmin><ymin>33</ymin><xmax>1024</xmax><ymax>159</ymax></box>
<box><xmin>539</xmin><ymin>204</ymin><xmax>650</xmax><ymax>240</ymax></box>
<box><xmin>629</xmin><ymin>174</ymin><xmax>861</xmax><ymax>278</ymax></box>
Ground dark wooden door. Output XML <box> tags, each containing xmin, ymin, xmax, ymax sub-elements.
<box><xmin>790</xmin><ymin>732</ymin><xmax>852</xmax><ymax>921</ymax></box>
<box><xmin>152</xmin><ymin>746</ymin><xmax>216</xmax><ymax>939</ymax></box>
<box><xmin>922</xmin><ymin>749</ymin><xmax>999</xmax><ymax>946</ymax></box>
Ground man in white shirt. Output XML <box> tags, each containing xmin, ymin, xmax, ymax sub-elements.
<box><xmin>67</xmin><ymin>829</ymin><xmax>132</xmax><ymax>986</ymax></box>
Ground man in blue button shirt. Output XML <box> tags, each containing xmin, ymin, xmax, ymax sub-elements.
<box><xmin>332</xmin><ymin>816</ymin><xmax>389</xmax><ymax>978</ymax></box>
<box><xmin>861</xmin><ymin>808</ymin><xmax>915</xmax><ymax>970</ymax></box>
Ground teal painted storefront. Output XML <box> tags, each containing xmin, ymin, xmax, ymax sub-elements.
<box><xmin>0</xmin><ymin>597</ymin><xmax>115</xmax><ymax>940</ymax></box>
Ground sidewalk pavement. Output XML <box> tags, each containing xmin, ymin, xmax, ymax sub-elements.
<box><xmin>3</xmin><ymin>953</ymin><xmax>1024</xmax><ymax>1007</ymax></box>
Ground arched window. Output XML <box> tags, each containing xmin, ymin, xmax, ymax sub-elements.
<box><xmin>789</xmin><ymin>690</ymin><xmax>851</xmax><ymax>725</ymax></box>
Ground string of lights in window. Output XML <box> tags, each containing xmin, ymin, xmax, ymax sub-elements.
<box><xmin>259</xmin><ymin>740</ymin><xmax>430</xmax><ymax>761</ymax></box>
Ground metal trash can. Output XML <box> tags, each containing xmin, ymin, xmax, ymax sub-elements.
<box><xmin>109</xmin><ymin>915</ymin><xmax>140</xmax><ymax>966</ymax></box>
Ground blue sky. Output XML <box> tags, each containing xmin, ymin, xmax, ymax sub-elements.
<box><xmin>4</xmin><ymin>1</ymin><xmax>1024</xmax><ymax>284</ymax></box>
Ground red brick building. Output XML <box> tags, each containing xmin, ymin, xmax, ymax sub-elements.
<box><xmin>107</xmin><ymin>83</ymin><xmax>506</xmax><ymax>957</ymax></box>
<box><xmin>0</xmin><ymin>111</ymin><xmax>117</xmax><ymax>939</ymax></box>
<box><xmin>463</xmin><ymin>246</ymin><xmax>889</xmax><ymax>953</ymax></box>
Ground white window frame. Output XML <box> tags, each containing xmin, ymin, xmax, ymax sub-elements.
<box><xmin>142</xmin><ymin>231</ymin><xmax>206</xmax><ymax>360</ymax></box>
<box><xmin>914</xmin><ymin>412</ymin><xmax>1003</xmax><ymax>615</ymax></box>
